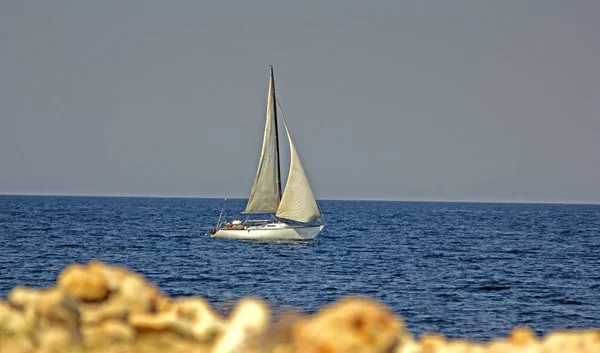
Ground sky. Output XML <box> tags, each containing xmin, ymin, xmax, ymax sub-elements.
<box><xmin>1</xmin><ymin>1</ymin><xmax>599</xmax><ymax>203</ymax></box>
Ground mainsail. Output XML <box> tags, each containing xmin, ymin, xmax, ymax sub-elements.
<box><xmin>275</xmin><ymin>115</ymin><xmax>322</xmax><ymax>223</ymax></box>
<box><xmin>244</xmin><ymin>75</ymin><xmax>281</xmax><ymax>213</ymax></box>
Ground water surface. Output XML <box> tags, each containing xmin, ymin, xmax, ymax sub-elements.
<box><xmin>1</xmin><ymin>195</ymin><xmax>599</xmax><ymax>340</ymax></box>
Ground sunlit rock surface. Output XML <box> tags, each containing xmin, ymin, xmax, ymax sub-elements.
<box><xmin>0</xmin><ymin>261</ymin><xmax>598</xmax><ymax>353</ymax></box>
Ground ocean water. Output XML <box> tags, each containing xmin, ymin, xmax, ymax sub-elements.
<box><xmin>0</xmin><ymin>195</ymin><xmax>599</xmax><ymax>341</ymax></box>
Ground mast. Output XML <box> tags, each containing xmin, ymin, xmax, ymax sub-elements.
<box><xmin>271</xmin><ymin>65</ymin><xmax>282</xmax><ymax>200</ymax></box>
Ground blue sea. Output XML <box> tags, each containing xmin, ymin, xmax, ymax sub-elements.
<box><xmin>1</xmin><ymin>195</ymin><xmax>599</xmax><ymax>341</ymax></box>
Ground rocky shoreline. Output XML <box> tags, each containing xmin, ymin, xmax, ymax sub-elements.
<box><xmin>0</xmin><ymin>261</ymin><xmax>597</xmax><ymax>353</ymax></box>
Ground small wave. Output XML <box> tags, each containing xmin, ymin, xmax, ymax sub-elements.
<box><xmin>423</xmin><ymin>252</ymin><xmax>445</xmax><ymax>258</ymax></box>
<box><xmin>349</xmin><ymin>226</ymin><xmax>369</xmax><ymax>232</ymax></box>
<box><xmin>62</xmin><ymin>243</ymin><xmax>78</xmax><ymax>247</ymax></box>
<box><xmin>504</xmin><ymin>248</ymin><xmax>536</xmax><ymax>255</ymax></box>
<box><xmin>479</xmin><ymin>285</ymin><xmax>510</xmax><ymax>291</ymax></box>
<box><xmin>551</xmin><ymin>298</ymin><xmax>584</xmax><ymax>305</ymax></box>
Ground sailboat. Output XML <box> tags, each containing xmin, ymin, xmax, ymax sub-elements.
<box><xmin>209</xmin><ymin>67</ymin><xmax>324</xmax><ymax>240</ymax></box>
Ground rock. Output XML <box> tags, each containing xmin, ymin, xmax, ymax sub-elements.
<box><xmin>487</xmin><ymin>339</ymin><xmax>518</xmax><ymax>353</ymax></box>
<box><xmin>4</xmin><ymin>261</ymin><xmax>600</xmax><ymax>353</ymax></box>
<box><xmin>508</xmin><ymin>326</ymin><xmax>537</xmax><ymax>346</ymax></box>
<box><xmin>78</xmin><ymin>262</ymin><xmax>169</xmax><ymax>326</ymax></box>
<box><xmin>170</xmin><ymin>297</ymin><xmax>225</xmax><ymax>342</ymax></box>
<box><xmin>37</xmin><ymin>326</ymin><xmax>76</xmax><ymax>351</ymax></box>
<box><xmin>6</xmin><ymin>286</ymin><xmax>44</xmax><ymax>336</ymax></box>
<box><xmin>542</xmin><ymin>330</ymin><xmax>600</xmax><ymax>353</ymax></box>
<box><xmin>82</xmin><ymin>319</ymin><xmax>136</xmax><ymax>347</ymax></box>
<box><xmin>0</xmin><ymin>334</ymin><xmax>35</xmax><ymax>353</ymax></box>
<box><xmin>95</xmin><ymin>261</ymin><xmax>129</xmax><ymax>292</ymax></box>
<box><xmin>292</xmin><ymin>297</ymin><xmax>403</xmax><ymax>353</ymax></box>
<box><xmin>212</xmin><ymin>297</ymin><xmax>271</xmax><ymax>353</ymax></box>
<box><xmin>394</xmin><ymin>337</ymin><xmax>421</xmax><ymax>353</ymax></box>
<box><xmin>130</xmin><ymin>297</ymin><xmax>224</xmax><ymax>344</ymax></box>
<box><xmin>79</xmin><ymin>298</ymin><xmax>130</xmax><ymax>325</ymax></box>
<box><xmin>7</xmin><ymin>286</ymin><xmax>41</xmax><ymax>310</ymax></box>
<box><xmin>58</xmin><ymin>263</ymin><xmax>110</xmax><ymax>302</ymax></box>
<box><xmin>129</xmin><ymin>311</ymin><xmax>175</xmax><ymax>332</ymax></box>
<box><xmin>117</xmin><ymin>275</ymin><xmax>155</xmax><ymax>313</ymax></box>
<box><xmin>0</xmin><ymin>300</ymin><xmax>27</xmax><ymax>335</ymax></box>
<box><xmin>9</xmin><ymin>287</ymin><xmax>81</xmax><ymax>348</ymax></box>
<box><xmin>419</xmin><ymin>333</ymin><xmax>446</xmax><ymax>353</ymax></box>
<box><xmin>253</xmin><ymin>311</ymin><xmax>306</xmax><ymax>353</ymax></box>
<box><xmin>32</xmin><ymin>288</ymin><xmax>81</xmax><ymax>346</ymax></box>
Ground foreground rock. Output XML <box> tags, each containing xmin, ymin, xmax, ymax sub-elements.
<box><xmin>0</xmin><ymin>261</ymin><xmax>597</xmax><ymax>353</ymax></box>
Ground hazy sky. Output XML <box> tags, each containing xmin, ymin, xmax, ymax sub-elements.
<box><xmin>1</xmin><ymin>1</ymin><xmax>599</xmax><ymax>203</ymax></box>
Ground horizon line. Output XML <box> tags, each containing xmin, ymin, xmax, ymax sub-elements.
<box><xmin>1</xmin><ymin>192</ymin><xmax>598</xmax><ymax>206</ymax></box>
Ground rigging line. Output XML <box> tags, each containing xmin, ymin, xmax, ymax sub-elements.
<box><xmin>275</xmin><ymin>96</ymin><xmax>287</xmax><ymax>125</ymax></box>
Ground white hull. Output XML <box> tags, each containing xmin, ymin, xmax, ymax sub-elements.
<box><xmin>212</xmin><ymin>225</ymin><xmax>324</xmax><ymax>240</ymax></box>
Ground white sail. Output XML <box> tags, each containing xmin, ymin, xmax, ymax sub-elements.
<box><xmin>276</xmin><ymin>116</ymin><xmax>321</xmax><ymax>223</ymax></box>
<box><xmin>244</xmin><ymin>76</ymin><xmax>280</xmax><ymax>213</ymax></box>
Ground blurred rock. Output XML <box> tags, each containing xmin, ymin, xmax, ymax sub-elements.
<box><xmin>80</xmin><ymin>297</ymin><xmax>130</xmax><ymax>325</ymax></box>
<box><xmin>82</xmin><ymin>319</ymin><xmax>136</xmax><ymax>346</ymax></box>
<box><xmin>0</xmin><ymin>300</ymin><xmax>27</xmax><ymax>335</ymax></box>
<box><xmin>212</xmin><ymin>297</ymin><xmax>271</xmax><ymax>353</ymax></box>
<box><xmin>508</xmin><ymin>326</ymin><xmax>537</xmax><ymax>346</ymax></box>
<box><xmin>0</xmin><ymin>334</ymin><xmax>35</xmax><ymax>353</ymax></box>
<box><xmin>541</xmin><ymin>329</ymin><xmax>600</xmax><ymax>353</ymax></box>
<box><xmin>58</xmin><ymin>263</ymin><xmax>109</xmax><ymax>302</ymax></box>
<box><xmin>170</xmin><ymin>297</ymin><xmax>224</xmax><ymax>342</ymax></box>
<box><xmin>292</xmin><ymin>296</ymin><xmax>403</xmax><ymax>353</ymax></box>
<box><xmin>37</xmin><ymin>326</ymin><xmax>76</xmax><ymax>351</ymax></box>
<box><xmin>1</xmin><ymin>260</ymin><xmax>598</xmax><ymax>353</ymax></box>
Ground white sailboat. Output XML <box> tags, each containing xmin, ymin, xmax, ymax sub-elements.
<box><xmin>209</xmin><ymin>67</ymin><xmax>324</xmax><ymax>240</ymax></box>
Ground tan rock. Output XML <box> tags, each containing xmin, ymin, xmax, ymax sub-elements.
<box><xmin>95</xmin><ymin>261</ymin><xmax>130</xmax><ymax>292</ymax></box>
<box><xmin>445</xmin><ymin>339</ymin><xmax>484</xmax><ymax>353</ymax></box>
<box><xmin>78</xmin><ymin>268</ymin><xmax>164</xmax><ymax>325</ymax></box>
<box><xmin>394</xmin><ymin>337</ymin><xmax>421</xmax><ymax>353</ymax></box>
<box><xmin>0</xmin><ymin>334</ymin><xmax>35</xmax><ymax>353</ymax></box>
<box><xmin>134</xmin><ymin>331</ymin><xmax>212</xmax><ymax>353</ymax></box>
<box><xmin>420</xmin><ymin>333</ymin><xmax>446</xmax><ymax>353</ymax></box>
<box><xmin>170</xmin><ymin>297</ymin><xmax>225</xmax><ymax>342</ymax></box>
<box><xmin>292</xmin><ymin>297</ymin><xmax>403</xmax><ymax>353</ymax></box>
<box><xmin>0</xmin><ymin>301</ymin><xmax>27</xmax><ymax>335</ymax></box>
<box><xmin>34</xmin><ymin>288</ymin><xmax>81</xmax><ymax>346</ymax></box>
<box><xmin>508</xmin><ymin>326</ymin><xmax>537</xmax><ymax>346</ymax></box>
<box><xmin>37</xmin><ymin>326</ymin><xmax>75</xmax><ymax>351</ymax></box>
<box><xmin>129</xmin><ymin>297</ymin><xmax>224</xmax><ymax>344</ymax></box>
<box><xmin>253</xmin><ymin>311</ymin><xmax>306</xmax><ymax>353</ymax></box>
<box><xmin>118</xmin><ymin>275</ymin><xmax>154</xmax><ymax>313</ymax></box>
<box><xmin>79</xmin><ymin>298</ymin><xmax>129</xmax><ymax>325</ymax></box>
<box><xmin>82</xmin><ymin>319</ymin><xmax>136</xmax><ymax>346</ymax></box>
<box><xmin>212</xmin><ymin>297</ymin><xmax>271</xmax><ymax>353</ymax></box>
<box><xmin>6</xmin><ymin>286</ymin><xmax>44</xmax><ymax>335</ymax></box>
<box><xmin>129</xmin><ymin>311</ymin><xmax>175</xmax><ymax>332</ymax></box>
<box><xmin>7</xmin><ymin>286</ymin><xmax>42</xmax><ymax>310</ymax></box>
<box><xmin>8</xmin><ymin>286</ymin><xmax>81</xmax><ymax>345</ymax></box>
<box><xmin>542</xmin><ymin>329</ymin><xmax>600</xmax><ymax>353</ymax></box>
<box><xmin>486</xmin><ymin>338</ymin><xmax>517</xmax><ymax>353</ymax></box>
<box><xmin>58</xmin><ymin>263</ymin><xmax>109</xmax><ymax>302</ymax></box>
<box><xmin>5</xmin><ymin>261</ymin><xmax>600</xmax><ymax>353</ymax></box>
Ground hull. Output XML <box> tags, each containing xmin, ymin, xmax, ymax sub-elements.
<box><xmin>212</xmin><ymin>225</ymin><xmax>324</xmax><ymax>240</ymax></box>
